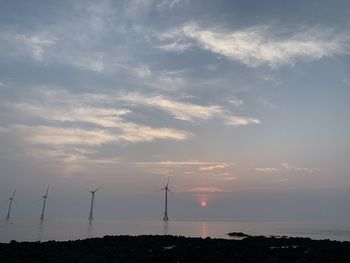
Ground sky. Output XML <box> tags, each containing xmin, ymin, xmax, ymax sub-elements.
<box><xmin>0</xmin><ymin>0</ymin><xmax>350</xmax><ymax>220</ymax></box>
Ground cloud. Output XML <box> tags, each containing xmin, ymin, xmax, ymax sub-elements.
<box><xmin>18</xmin><ymin>34</ymin><xmax>57</xmax><ymax>61</ymax></box>
<box><xmin>121</xmin><ymin>93</ymin><xmax>222</xmax><ymax>122</ymax></box>
<box><xmin>0</xmin><ymin>32</ymin><xmax>57</xmax><ymax>61</ymax></box>
<box><xmin>1</xmin><ymin>87</ymin><xmax>261</xmax><ymax>173</ymax></box>
<box><xmin>1</xmin><ymin>86</ymin><xmax>259</xmax><ymax>176</ymax></box>
<box><xmin>0</xmin><ymin>29</ymin><xmax>105</xmax><ymax>72</ymax></box>
<box><xmin>156</xmin><ymin>0</ymin><xmax>190</xmax><ymax>10</ymax></box>
<box><xmin>3</xmin><ymin>122</ymin><xmax>189</xmax><ymax>146</ymax></box>
<box><xmin>0</xmin><ymin>1</ymin><xmax>114</xmax><ymax>72</ymax></box>
<box><xmin>0</xmin><ymin>121</ymin><xmax>189</xmax><ymax>174</ymax></box>
<box><xmin>126</xmin><ymin>0</ymin><xmax>189</xmax><ymax>17</ymax></box>
<box><xmin>228</xmin><ymin>99</ymin><xmax>243</xmax><ymax>107</ymax></box>
<box><xmin>11</xmin><ymin>102</ymin><xmax>130</xmax><ymax>128</ymax></box>
<box><xmin>7</xmin><ymin>89</ymin><xmax>260</xmax><ymax>132</ymax></box>
<box><xmin>224</xmin><ymin>116</ymin><xmax>261</xmax><ymax>126</ymax></box>
<box><xmin>156</xmin><ymin>41</ymin><xmax>192</xmax><ymax>52</ymax></box>
<box><xmin>65</xmin><ymin>53</ymin><xmax>105</xmax><ymax>73</ymax></box>
<box><xmin>210</xmin><ymin>171</ymin><xmax>238</xmax><ymax>181</ymax></box>
<box><xmin>279</xmin><ymin>163</ymin><xmax>320</xmax><ymax>173</ymax></box>
<box><xmin>255</xmin><ymin>167</ymin><xmax>279</xmax><ymax>173</ymax></box>
<box><xmin>135</xmin><ymin>160</ymin><xmax>235</xmax><ymax>177</ymax></box>
<box><xmin>27</xmin><ymin>146</ymin><xmax>121</xmax><ymax>176</ymax></box>
<box><xmin>272</xmin><ymin>178</ymin><xmax>289</xmax><ymax>183</ymax></box>
<box><xmin>121</xmin><ymin>93</ymin><xmax>260</xmax><ymax>126</ymax></box>
<box><xmin>1</xmin><ymin>89</ymin><xmax>191</xmax><ymax>150</ymax></box>
<box><xmin>185</xmin><ymin>186</ymin><xmax>226</xmax><ymax>193</ymax></box>
<box><xmin>30</xmin><ymin>89</ymin><xmax>214</xmax><ymax>124</ymax></box>
<box><xmin>223</xmin><ymin>176</ymin><xmax>238</xmax><ymax>181</ymax></box>
<box><xmin>258</xmin><ymin>97</ymin><xmax>277</xmax><ymax>110</ymax></box>
<box><xmin>136</xmin><ymin>160</ymin><xmax>233</xmax><ymax>167</ymax></box>
<box><xmin>8</xmin><ymin>125</ymin><xmax>119</xmax><ymax>146</ymax></box>
<box><xmin>160</xmin><ymin>23</ymin><xmax>350</xmax><ymax>67</ymax></box>
<box><xmin>255</xmin><ymin>163</ymin><xmax>320</xmax><ymax>174</ymax></box>
<box><xmin>114</xmin><ymin>122</ymin><xmax>190</xmax><ymax>143</ymax></box>
<box><xmin>199</xmin><ymin>164</ymin><xmax>233</xmax><ymax>171</ymax></box>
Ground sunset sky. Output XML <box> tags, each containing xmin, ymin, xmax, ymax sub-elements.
<box><xmin>0</xmin><ymin>0</ymin><xmax>349</xmax><ymax>220</ymax></box>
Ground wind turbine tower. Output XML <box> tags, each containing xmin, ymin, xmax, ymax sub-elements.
<box><xmin>88</xmin><ymin>185</ymin><xmax>103</xmax><ymax>221</ymax></box>
<box><xmin>6</xmin><ymin>190</ymin><xmax>16</xmax><ymax>221</ymax></box>
<box><xmin>40</xmin><ymin>186</ymin><xmax>49</xmax><ymax>220</ymax></box>
<box><xmin>161</xmin><ymin>177</ymin><xmax>173</xmax><ymax>221</ymax></box>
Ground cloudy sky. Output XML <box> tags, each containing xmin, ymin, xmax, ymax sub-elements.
<box><xmin>0</xmin><ymin>0</ymin><xmax>349</xmax><ymax>220</ymax></box>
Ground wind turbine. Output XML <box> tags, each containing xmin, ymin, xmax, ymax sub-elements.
<box><xmin>6</xmin><ymin>190</ymin><xmax>16</xmax><ymax>221</ymax></box>
<box><xmin>159</xmin><ymin>177</ymin><xmax>174</xmax><ymax>221</ymax></box>
<box><xmin>40</xmin><ymin>185</ymin><xmax>50</xmax><ymax>220</ymax></box>
<box><xmin>87</xmin><ymin>185</ymin><xmax>103</xmax><ymax>221</ymax></box>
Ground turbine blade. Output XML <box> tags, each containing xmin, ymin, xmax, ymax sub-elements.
<box><xmin>93</xmin><ymin>185</ymin><xmax>103</xmax><ymax>192</ymax></box>
<box><xmin>166</xmin><ymin>176</ymin><xmax>170</xmax><ymax>188</ymax></box>
<box><xmin>11</xmin><ymin>190</ymin><xmax>16</xmax><ymax>199</ymax></box>
<box><xmin>168</xmin><ymin>188</ymin><xmax>176</xmax><ymax>198</ymax></box>
<box><xmin>45</xmin><ymin>185</ymin><xmax>49</xmax><ymax>196</ymax></box>
<box><xmin>153</xmin><ymin>187</ymin><xmax>166</xmax><ymax>193</ymax></box>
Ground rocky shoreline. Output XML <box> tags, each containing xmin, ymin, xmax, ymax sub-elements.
<box><xmin>1</xmin><ymin>234</ymin><xmax>350</xmax><ymax>262</ymax></box>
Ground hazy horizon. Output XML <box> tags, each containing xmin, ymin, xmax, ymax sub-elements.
<box><xmin>1</xmin><ymin>0</ymin><xmax>350</xmax><ymax>221</ymax></box>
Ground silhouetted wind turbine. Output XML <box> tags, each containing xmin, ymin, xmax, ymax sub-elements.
<box><xmin>87</xmin><ymin>185</ymin><xmax>103</xmax><ymax>221</ymax></box>
<box><xmin>6</xmin><ymin>190</ymin><xmax>16</xmax><ymax>221</ymax></box>
<box><xmin>160</xmin><ymin>177</ymin><xmax>174</xmax><ymax>221</ymax></box>
<box><xmin>40</xmin><ymin>185</ymin><xmax>49</xmax><ymax>220</ymax></box>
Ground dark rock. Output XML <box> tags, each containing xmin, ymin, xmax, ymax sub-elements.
<box><xmin>227</xmin><ymin>232</ymin><xmax>251</xmax><ymax>238</ymax></box>
<box><xmin>0</xmin><ymin>235</ymin><xmax>350</xmax><ymax>262</ymax></box>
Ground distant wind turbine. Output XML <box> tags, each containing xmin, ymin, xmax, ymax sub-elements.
<box><xmin>87</xmin><ymin>185</ymin><xmax>103</xmax><ymax>221</ymax></box>
<box><xmin>40</xmin><ymin>185</ymin><xmax>50</xmax><ymax>220</ymax></box>
<box><xmin>6</xmin><ymin>190</ymin><xmax>16</xmax><ymax>221</ymax></box>
<box><xmin>159</xmin><ymin>177</ymin><xmax>174</xmax><ymax>221</ymax></box>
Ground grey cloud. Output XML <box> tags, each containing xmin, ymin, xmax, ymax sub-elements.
<box><xmin>158</xmin><ymin>22</ymin><xmax>350</xmax><ymax>67</ymax></box>
<box><xmin>119</xmin><ymin>93</ymin><xmax>260</xmax><ymax>126</ymax></box>
<box><xmin>254</xmin><ymin>163</ymin><xmax>320</xmax><ymax>174</ymax></box>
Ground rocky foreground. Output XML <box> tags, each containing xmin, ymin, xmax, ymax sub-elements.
<box><xmin>1</xmin><ymin>235</ymin><xmax>350</xmax><ymax>262</ymax></box>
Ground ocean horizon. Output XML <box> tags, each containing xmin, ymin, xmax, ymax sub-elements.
<box><xmin>1</xmin><ymin>218</ymin><xmax>350</xmax><ymax>243</ymax></box>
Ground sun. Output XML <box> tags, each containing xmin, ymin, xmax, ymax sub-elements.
<box><xmin>200</xmin><ymin>201</ymin><xmax>207</xmax><ymax>207</ymax></box>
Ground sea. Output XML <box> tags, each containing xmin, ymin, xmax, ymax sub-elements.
<box><xmin>1</xmin><ymin>218</ymin><xmax>350</xmax><ymax>243</ymax></box>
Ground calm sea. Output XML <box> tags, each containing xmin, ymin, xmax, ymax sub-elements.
<box><xmin>1</xmin><ymin>218</ymin><xmax>350</xmax><ymax>243</ymax></box>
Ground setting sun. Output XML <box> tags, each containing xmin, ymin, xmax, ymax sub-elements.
<box><xmin>200</xmin><ymin>201</ymin><xmax>207</xmax><ymax>207</ymax></box>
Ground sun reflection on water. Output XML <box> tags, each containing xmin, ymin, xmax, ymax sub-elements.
<box><xmin>201</xmin><ymin>222</ymin><xmax>208</xmax><ymax>238</ymax></box>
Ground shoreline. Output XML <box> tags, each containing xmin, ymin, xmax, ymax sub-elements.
<box><xmin>1</xmin><ymin>234</ymin><xmax>350</xmax><ymax>262</ymax></box>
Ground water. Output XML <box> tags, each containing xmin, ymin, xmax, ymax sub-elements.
<box><xmin>1</xmin><ymin>218</ymin><xmax>350</xmax><ymax>243</ymax></box>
